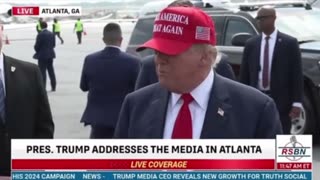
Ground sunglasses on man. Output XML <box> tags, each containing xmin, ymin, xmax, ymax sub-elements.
<box><xmin>255</xmin><ymin>15</ymin><xmax>274</xmax><ymax>20</ymax></box>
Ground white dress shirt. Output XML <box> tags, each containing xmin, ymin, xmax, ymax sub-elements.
<box><xmin>0</xmin><ymin>52</ymin><xmax>6</xmax><ymax>95</ymax></box>
<box><xmin>163</xmin><ymin>69</ymin><xmax>214</xmax><ymax>139</ymax></box>
<box><xmin>259</xmin><ymin>30</ymin><xmax>301</xmax><ymax>108</ymax></box>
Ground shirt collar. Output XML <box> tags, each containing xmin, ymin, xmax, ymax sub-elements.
<box><xmin>262</xmin><ymin>29</ymin><xmax>277</xmax><ymax>40</ymax></box>
<box><xmin>106</xmin><ymin>45</ymin><xmax>121</xmax><ymax>50</ymax></box>
<box><xmin>170</xmin><ymin>69</ymin><xmax>214</xmax><ymax>110</ymax></box>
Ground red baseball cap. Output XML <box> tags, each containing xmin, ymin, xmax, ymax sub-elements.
<box><xmin>136</xmin><ymin>6</ymin><xmax>216</xmax><ymax>55</ymax></box>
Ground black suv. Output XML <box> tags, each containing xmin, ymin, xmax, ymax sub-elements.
<box><xmin>126</xmin><ymin>1</ymin><xmax>320</xmax><ymax>139</ymax></box>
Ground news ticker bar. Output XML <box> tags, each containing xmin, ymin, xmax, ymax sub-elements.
<box><xmin>11</xmin><ymin>6</ymin><xmax>81</xmax><ymax>16</ymax></box>
<box><xmin>11</xmin><ymin>171</ymin><xmax>312</xmax><ymax>180</ymax></box>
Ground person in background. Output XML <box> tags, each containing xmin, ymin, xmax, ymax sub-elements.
<box><xmin>74</xmin><ymin>18</ymin><xmax>84</xmax><ymax>44</ymax></box>
<box><xmin>114</xmin><ymin>6</ymin><xmax>282</xmax><ymax>139</ymax></box>
<box><xmin>240</xmin><ymin>7</ymin><xmax>303</xmax><ymax>134</ymax></box>
<box><xmin>36</xmin><ymin>17</ymin><xmax>43</xmax><ymax>34</ymax></box>
<box><xmin>53</xmin><ymin>18</ymin><xmax>64</xmax><ymax>44</ymax></box>
<box><xmin>80</xmin><ymin>23</ymin><xmax>140</xmax><ymax>138</ymax></box>
<box><xmin>0</xmin><ymin>24</ymin><xmax>54</xmax><ymax>177</ymax></box>
<box><xmin>34</xmin><ymin>21</ymin><xmax>57</xmax><ymax>91</ymax></box>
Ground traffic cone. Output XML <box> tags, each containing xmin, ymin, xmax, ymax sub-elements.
<box><xmin>5</xmin><ymin>35</ymin><xmax>9</xmax><ymax>45</ymax></box>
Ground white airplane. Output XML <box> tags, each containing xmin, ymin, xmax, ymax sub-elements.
<box><xmin>0</xmin><ymin>3</ymin><xmax>12</xmax><ymax>24</ymax></box>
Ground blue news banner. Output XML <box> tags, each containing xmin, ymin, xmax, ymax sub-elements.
<box><xmin>12</xmin><ymin>171</ymin><xmax>312</xmax><ymax>180</ymax></box>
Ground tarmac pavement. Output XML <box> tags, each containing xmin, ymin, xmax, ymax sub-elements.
<box><xmin>2</xmin><ymin>21</ymin><xmax>319</xmax><ymax>179</ymax></box>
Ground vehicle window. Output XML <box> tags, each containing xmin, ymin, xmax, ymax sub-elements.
<box><xmin>211</xmin><ymin>16</ymin><xmax>225</xmax><ymax>45</ymax></box>
<box><xmin>224</xmin><ymin>18</ymin><xmax>256</xmax><ymax>46</ymax></box>
<box><xmin>129</xmin><ymin>18</ymin><xmax>155</xmax><ymax>46</ymax></box>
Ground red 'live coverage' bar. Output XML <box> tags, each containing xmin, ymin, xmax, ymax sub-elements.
<box><xmin>12</xmin><ymin>7</ymin><xmax>39</xmax><ymax>16</ymax></box>
<box><xmin>12</xmin><ymin>159</ymin><xmax>275</xmax><ymax>170</ymax></box>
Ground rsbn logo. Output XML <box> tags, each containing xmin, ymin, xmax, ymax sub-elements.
<box><xmin>278</xmin><ymin>136</ymin><xmax>310</xmax><ymax>161</ymax></box>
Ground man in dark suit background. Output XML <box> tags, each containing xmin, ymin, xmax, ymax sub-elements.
<box><xmin>0</xmin><ymin>24</ymin><xmax>54</xmax><ymax>176</ymax></box>
<box><xmin>135</xmin><ymin>52</ymin><xmax>235</xmax><ymax>90</ymax></box>
<box><xmin>80</xmin><ymin>23</ymin><xmax>140</xmax><ymax>138</ymax></box>
<box><xmin>34</xmin><ymin>21</ymin><xmax>56</xmax><ymax>91</ymax></box>
<box><xmin>114</xmin><ymin>7</ymin><xmax>282</xmax><ymax>139</ymax></box>
<box><xmin>240</xmin><ymin>7</ymin><xmax>303</xmax><ymax>134</ymax></box>
<box><xmin>134</xmin><ymin>55</ymin><xmax>158</xmax><ymax>90</ymax></box>
<box><xmin>214</xmin><ymin>53</ymin><xmax>236</xmax><ymax>80</ymax></box>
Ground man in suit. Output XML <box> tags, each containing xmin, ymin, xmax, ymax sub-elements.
<box><xmin>114</xmin><ymin>7</ymin><xmax>282</xmax><ymax>139</ymax></box>
<box><xmin>135</xmin><ymin>53</ymin><xmax>235</xmax><ymax>90</ymax></box>
<box><xmin>80</xmin><ymin>23</ymin><xmax>140</xmax><ymax>138</ymax></box>
<box><xmin>240</xmin><ymin>7</ymin><xmax>303</xmax><ymax>134</ymax></box>
<box><xmin>0</xmin><ymin>24</ymin><xmax>54</xmax><ymax>176</ymax></box>
<box><xmin>34</xmin><ymin>21</ymin><xmax>56</xmax><ymax>91</ymax></box>
<box><xmin>135</xmin><ymin>0</ymin><xmax>235</xmax><ymax>90</ymax></box>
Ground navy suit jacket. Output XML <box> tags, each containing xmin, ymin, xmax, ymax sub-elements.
<box><xmin>240</xmin><ymin>31</ymin><xmax>303</xmax><ymax>114</ymax></box>
<box><xmin>80</xmin><ymin>47</ymin><xmax>140</xmax><ymax>127</ymax></box>
<box><xmin>135</xmin><ymin>53</ymin><xmax>235</xmax><ymax>90</ymax></box>
<box><xmin>0</xmin><ymin>55</ymin><xmax>54</xmax><ymax>176</ymax></box>
<box><xmin>115</xmin><ymin>74</ymin><xmax>283</xmax><ymax>138</ymax></box>
<box><xmin>134</xmin><ymin>55</ymin><xmax>158</xmax><ymax>90</ymax></box>
<box><xmin>34</xmin><ymin>29</ymin><xmax>56</xmax><ymax>60</ymax></box>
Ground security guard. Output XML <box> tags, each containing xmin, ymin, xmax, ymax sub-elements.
<box><xmin>36</xmin><ymin>18</ymin><xmax>43</xmax><ymax>34</ymax></box>
<box><xmin>53</xmin><ymin>18</ymin><xmax>64</xmax><ymax>44</ymax></box>
<box><xmin>74</xmin><ymin>18</ymin><xmax>83</xmax><ymax>44</ymax></box>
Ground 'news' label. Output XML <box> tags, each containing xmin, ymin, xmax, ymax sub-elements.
<box><xmin>12</xmin><ymin>7</ymin><xmax>39</xmax><ymax>16</ymax></box>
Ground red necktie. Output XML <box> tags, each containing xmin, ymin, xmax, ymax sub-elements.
<box><xmin>172</xmin><ymin>93</ymin><xmax>193</xmax><ymax>139</ymax></box>
<box><xmin>262</xmin><ymin>36</ymin><xmax>270</xmax><ymax>88</ymax></box>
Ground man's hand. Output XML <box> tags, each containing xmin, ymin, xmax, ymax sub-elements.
<box><xmin>289</xmin><ymin>107</ymin><xmax>302</xmax><ymax>119</ymax></box>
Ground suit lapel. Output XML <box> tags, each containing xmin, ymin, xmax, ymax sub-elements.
<box><xmin>200</xmin><ymin>74</ymin><xmax>232</xmax><ymax>138</ymax></box>
<box><xmin>271</xmin><ymin>31</ymin><xmax>282</xmax><ymax>83</ymax></box>
<box><xmin>3</xmin><ymin>55</ymin><xmax>17</xmax><ymax>126</ymax></box>
<box><xmin>4</xmin><ymin>55</ymin><xmax>15</xmax><ymax>95</ymax></box>
<box><xmin>142</xmin><ymin>85</ymin><xmax>169</xmax><ymax>138</ymax></box>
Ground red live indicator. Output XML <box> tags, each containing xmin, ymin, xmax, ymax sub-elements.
<box><xmin>12</xmin><ymin>7</ymin><xmax>39</xmax><ymax>16</ymax></box>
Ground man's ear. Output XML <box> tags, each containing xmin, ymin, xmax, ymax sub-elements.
<box><xmin>200</xmin><ymin>47</ymin><xmax>217</xmax><ymax>66</ymax></box>
<box><xmin>119</xmin><ymin>37</ymin><xmax>123</xmax><ymax>44</ymax></box>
